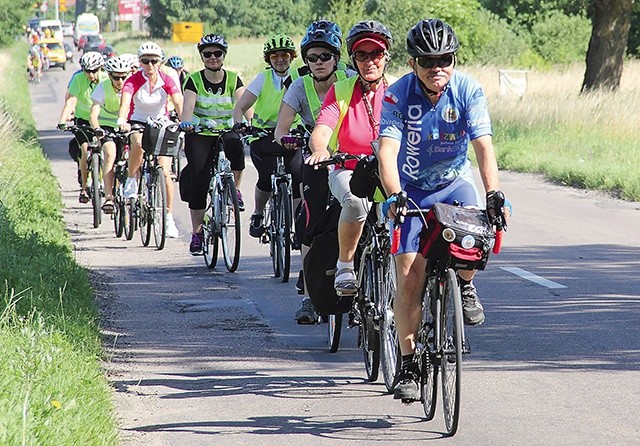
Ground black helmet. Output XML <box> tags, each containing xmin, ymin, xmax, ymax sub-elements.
<box><xmin>300</xmin><ymin>28</ymin><xmax>342</xmax><ymax>58</ymax></box>
<box><xmin>346</xmin><ymin>20</ymin><xmax>393</xmax><ymax>55</ymax></box>
<box><xmin>198</xmin><ymin>34</ymin><xmax>228</xmax><ymax>53</ymax></box>
<box><xmin>406</xmin><ymin>19</ymin><xmax>459</xmax><ymax>57</ymax></box>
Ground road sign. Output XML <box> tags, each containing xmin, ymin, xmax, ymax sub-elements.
<box><xmin>172</xmin><ymin>22</ymin><xmax>203</xmax><ymax>43</ymax></box>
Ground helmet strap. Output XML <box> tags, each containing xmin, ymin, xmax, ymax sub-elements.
<box><xmin>205</xmin><ymin>64</ymin><xmax>223</xmax><ymax>73</ymax></box>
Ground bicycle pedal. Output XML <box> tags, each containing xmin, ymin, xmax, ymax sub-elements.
<box><xmin>401</xmin><ymin>398</ymin><xmax>417</xmax><ymax>405</ymax></box>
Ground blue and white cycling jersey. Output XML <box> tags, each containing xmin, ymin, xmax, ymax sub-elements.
<box><xmin>380</xmin><ymin>70</ymin><xmax>492</xmax><ymax>191</ymax></box>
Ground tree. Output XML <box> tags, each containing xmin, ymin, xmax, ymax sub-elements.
<box><xmin>581</xmin><ymin>0</ymin><xmax>633</xmax><ymax>92</ymax></box>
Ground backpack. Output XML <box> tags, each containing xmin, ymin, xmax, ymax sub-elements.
<box><xmin>303</xmin><ymin>200</ymin><xmax>352</xmax><ymax>316</ymax></box>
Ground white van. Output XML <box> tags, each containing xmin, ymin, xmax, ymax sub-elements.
<box><xmin>74</xmin><ymin>13</ymin><xmax>100</xmax><ymax>46</ymax></box>
<box><xmin>39</xmin><ymin>19</ymin><xmax>63</xmax><ymax>42</ymax></box>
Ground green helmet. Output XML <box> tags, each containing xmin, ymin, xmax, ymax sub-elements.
<box><xmin>263</xmin><ymin>34</ymin><xmax>296</xmax><ymax>56</ymax></box>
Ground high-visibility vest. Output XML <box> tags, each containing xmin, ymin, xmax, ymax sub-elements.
<box><xmin>189</xmin><ymin>70</ymin><xmax>237</xmax><ymax>133</ymax></box>
<box><xmin>253</xmin><ymin>68</ymin><xmax>299</xmax><ymax>129</ymax></box>
<box><xmin>302</xmin><ymin>70</ymin><xmax>347</xmax><ymax>122</ymax></box>
<box><xmin>327</xmin><ymin>76</ymin><xmax>359</xmax><ymax>153</ymax></box>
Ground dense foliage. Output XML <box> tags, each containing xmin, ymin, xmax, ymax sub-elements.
<box><xmin>0</xmin><ymin>0</ymin><xmax>35</xmax><ymax>46</ymax></box>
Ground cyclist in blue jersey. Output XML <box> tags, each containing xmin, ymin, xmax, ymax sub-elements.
<box><xmin>377</xmin><ymin>19</ymin><xmax>509</xmax><ymax>401</ymax></box>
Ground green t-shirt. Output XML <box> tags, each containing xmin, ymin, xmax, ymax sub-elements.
<box><xmin>67</xmin><ymin>70</ymin><xmax>107</xmax><ymax>120</ymax></box>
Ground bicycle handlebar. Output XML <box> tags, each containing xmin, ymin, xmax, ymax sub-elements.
<box><xmin>311</xmin><ymin>152</ymin><xmax>365</xmax><ymax>169</ymax></box>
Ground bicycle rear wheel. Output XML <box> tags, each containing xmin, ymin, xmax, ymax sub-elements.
<box><xmin>440</xmin><ymin>268</ymin><xmax>463</xmax><ymax>436</ymax></box>
<box><xmin>139</xmin><ymin>172</ymin><xmax>152</xmax><ymax>247</ymax></box>
<box><xmin>124</xmin><ymin>197</ymin><xmax>136</xmax><ymax>240</ymax></box>
<box><xmin>220</xmin><ymin>178</ymin><xmax>241</xmax><ymax>272</ymax></box>
<box><xmin>359</xmin><ymin>254</ymin><xmax>380</xmax><ymax>382</ymax></box>
<box><xmin>269</xmin><ymin>197</ymin><xmax>280</xmax><ymax>278</ymax></box>
<box><xmin>328</xmin><ymin>313</ymin><xmax>343</xmax><ymax>353</ymax></box>
<box><xmin>90</xmin><ymin>153</ymin><xmax>101</xmax><ymax>228</ymax></box>
<box><xmin>380</xmin><ymin>252</ymin><xmax>399</xmax><ymax>393</ymax></box>
<box><xmin>276</xmin><ymin>181</ymin><xmax>291</xmax><ymax>282</ymax></box>
<box><xmin>152</xmin><ymin>167</ymin><xmax>167</xmax><ymax>250</ymax></box>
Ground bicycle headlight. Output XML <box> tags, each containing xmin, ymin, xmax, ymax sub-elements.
<box><xmin>442</xmin><ymin>228</ymin><xmax>456</xmax><ymax>242</ymax></box>
<box><xmin>461</xmin><ymin>235</ymin><xmax>475</xmax><ymax>249</ymax></box>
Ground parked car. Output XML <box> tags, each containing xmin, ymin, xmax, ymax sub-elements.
<box><xmin>41</xmin><ymin>38</ymin><xmax>66</xmax><ymax>70</ymax></box>
<box><xmin>77</xmin><ymin>34</ymin><xmax>104</xmax><ymax>50</ymax></box>
<box><xmin>84</xmin><ymin>43</ymin><xmax>116</xmax><ymax>60</ymax></box>
<box><xmin>64</xmin><ymin>42</ymin><xmax>74</xmax><ymax>62</ymax></box>
<box><xmin>62</xmin><ymin>22</ymin><xmax>74</xmax><ymax>37</ymax></box>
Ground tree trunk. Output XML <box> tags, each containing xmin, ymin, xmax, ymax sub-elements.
<box><xmin>582</xmin><ymin>0</ymin><xmax>633</xmax><ymax>92</ymax></box>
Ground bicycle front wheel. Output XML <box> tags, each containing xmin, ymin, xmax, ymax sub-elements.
<box><xmin>152</xmin><ymin>167</ymin><xmax>167</xmax><ymax>250</ymax></box>
<box><xmin>440</xmin><ymin>268</ymin><xmax>463</xmax><ymax>436</ymax></box>
<box><xmin>276</xmin><ymin>181</ymin><xmax>291</xmax><ymax>282</ymax></box>
<box><xmin>90</xmin><ymin>153</ymin><xmax>101</xmax><ymax>228</ymax></box>
<box><xmin>203</xmin><ymin>192</ymin><xmax>218</xmax><ymax>269</ymax></box>
<box><xmin>268</xmin><ymin>197</ymin><xmax>280</xmax><ymax>278</ymax></box>
<box><xmin>124</xmin><ymin>197</ymin><xmax>136</xmax><ymax>240</ymax></box>
<box><xmin>220</xmin><ymin>178</ymin><xmax>241</xmax><ymax>272</ymax></box>
<box><xmin>359</xmin><ymin>254</ymin><xmax>380</xmax><ymax>382</ymax></box>
<box><xmin>139</xmin><ymin>173</ymin><xmax>152</xmax><ymax>247</ymax></box>
<box><xmin>380</xmin><ymin>251</ymin><xmax>400</xmax><ymax>393</ymax></box>
<box><xmin>328</xmin><ymin>313</ymin><xmax>343</xmax><ymax>353</ymax></box>
<box><xmin>113</xmin><ymin>173</ymin><xmax>125</xmax><ymax>238</ymax></box>
<box><xmin>421</xmin><ymin>276</ymin><xmax>438</xmax><ymax>421</ymax></box>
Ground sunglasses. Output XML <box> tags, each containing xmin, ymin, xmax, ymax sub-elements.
<box><xmin>416</xmin><ymin>54</ymin><xmax>454</xmax><ymax>69</ymax></box>
<box><xmin>84</xmin><ymin>68</ymin><xmax>101</xmax><ymax>74</ymax></box>
<box><xmin>269</xmin><ymin>52</ymin><xmax>291</xmax><ymax>61</ymax></box>
<box><xmin>202</xmin><ymin>50</ymin><xmax>224</xmax><ymax>59</ymax></box>
<box><xmin>353</xmin><ymin>49</ymin><xmax>386</xmax><ymax>63</ymax></box>
<box><xmin>306</xmin><ymin>52</ymin><xmax>333</xmax><ymax>63</ymax></box>
<box><xmin>110</xmin><ymin>75</ymin><xmax>127</xmax><ymax>81</ymax></box>
<box><xmin>140</xmin><ymin>58</ymin><xmax>161</xmax><ymax>65</ymax></box>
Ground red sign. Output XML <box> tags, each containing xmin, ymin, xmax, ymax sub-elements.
<box><xmin>118</xmin><ymin>0</ymin><xmax>140</xmax><ymax>21</ymax></box>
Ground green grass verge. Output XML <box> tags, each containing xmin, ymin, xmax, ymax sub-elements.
<box><xmin>0</xmin><ymin>42</ymin><xmax>118</xmax><ymax>445</ymax></box>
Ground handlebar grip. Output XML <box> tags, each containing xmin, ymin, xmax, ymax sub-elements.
<box><xmin>391</xmin><ymin>227</ymin><xmax>401</xmax><ymax>254</ymax></box>
<box><xmin>493</xmin><ymin>230</ymin><xmax>503</xmax><ymax>254</ymax></box>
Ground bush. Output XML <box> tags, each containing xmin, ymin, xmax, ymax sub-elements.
<box><xmin>530</xmin><ymin>11</ymin><xmax>591</xmax><ymax>64</ymax></box>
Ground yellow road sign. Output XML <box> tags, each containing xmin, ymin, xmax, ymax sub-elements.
<box><xmin>172</xmin><ymin>22</ymin><xmax>204</xmax><ymax>43</ymax></box>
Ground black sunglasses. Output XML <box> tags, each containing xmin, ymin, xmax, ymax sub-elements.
<box><xmin>306</xmin><ymin>52</ymin><xmax>333</xmax><ymax>63</ymax></box>
<box><xmin>202</xmin><ymin>50</ymin><xmax>224</xmax><ymax>59</ymax></box>
<box><xmin>140</xmin><ymin>58</ymin><xmax>160</xmax><ymax>65</ymax></box>
<box><xmin>84</xmin><ymin>68</ymin><xmax>101</xmax><ymax>73</ymax></box>
<box><xmin>353</xmin><ymin>49</ymin><xmax>386</xmax><ymax>63</ymax></box>
<box><xmin>110</xmin><ymin>75</ymin><xmax>127</xmax><ymax>81</ymax></box>
<box><xmin>416</xmin><ymin>54</ymin><xmax>454</xmax><ymax>69</ymax></box>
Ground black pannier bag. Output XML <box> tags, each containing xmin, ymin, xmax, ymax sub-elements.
<box><xmin>142</xmin><ymin>120</ymin><xmax>181</xmax><ymax>157</ymax></box>
<box><xmin>418</xmin><ymin>203</ymin><xmax>496</xmax><ymax>271</ymax></box>
<box><xmin>349</xmin><ymin>155</ymin><xmax>383</xmax><ymax>201</ymax></box>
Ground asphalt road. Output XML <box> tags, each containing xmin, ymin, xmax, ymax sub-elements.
<box><xmin>31</xmin><ymin>58</ymin><xmax>640</xmax><ymax>445</ymax></box>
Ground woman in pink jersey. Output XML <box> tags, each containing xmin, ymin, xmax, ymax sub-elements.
<box><xmin>306</xmin><ymin>21</ymin><xmax>393</xmax><ymax>296</ymax></box>
<box><xmin>117</xmin><ymin>41</ymin><xmax>184</xmax><ymax>238</ymax></box>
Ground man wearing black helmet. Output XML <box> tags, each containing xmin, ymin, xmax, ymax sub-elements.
<box><xmin>377</xmin><ymin>18</ymin><xmax>510</xmax><ymax>402</ymax></box>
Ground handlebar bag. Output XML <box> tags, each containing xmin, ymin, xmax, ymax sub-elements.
<box><xmin>349</xmin><ymin>155</ymin><xmax>385</xmax><ymax>202</ymax></box>
<box><xmin>418</xmin><ymin>203</ymin><xmax>495</xmax><ymax>271</ymax></box>
<box><xmin>142</xmin><ymin>121</ymin><xmax>181</xmax><ymax>157</ymax></box>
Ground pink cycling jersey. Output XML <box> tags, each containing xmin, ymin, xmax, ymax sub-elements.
<box><xmin>122</xmin><ymin>70</ymin><xmax>180</xmax><ymax>122</ymax></box>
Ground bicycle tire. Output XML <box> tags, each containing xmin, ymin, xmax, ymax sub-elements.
<box><xmin>269</xmin><ymin>196</ymin><xmax>280</xmax><ymax>278</ymax></box>
<box><xmin>277</xmin><ymin>181</ymin><xmax>291</xmax><ymax>282</ymax></box>
<box><xmin>90</xmin><ymin>152</ymin><xmax>101</xmax><ymax>228</ymax></box>
<box><xmin>124</xmin><ymin>197</ymin><xmax>135</xmax><ymax>240</ymax></box>
<box><xmin>441</xmin><ymin>268</ymin><xmax>463</xmax><ymax>436</ymax></box>
<box><xmin>380</xmin><ymin>251</ymin><xmax>400</xmax><ymax>393</ymax></box>
<box><xmin>203</xmin><ymin>194</ymin><xmax>219</xmax><ymax>269</ymax></box>
<box><xmin>359</xmin><ymin>254</ymin><xmax>380</xmax><ymax>382</ymax></box>
<box><xmin>328</xmin><ymin>313</ymin><xmax>343</xmax><ymax>353</ymax></box>
<box><xmin>139</xmin><ymin>172</ymin><xmax>152</xmax><ymax>247</ymax></box>
<box><xmin>421</xmin><ymin>276</ymin><xmax>438</xmax><ymax>421</ymax></box>
<box><xmin>152</xmin><ymin>167</ymin><xmax>167</xmax><ymax>250</ymax></box>
<box><xmin>220</xmin><ymin>178</ymin><xmax>241</xmax><ymax>272</ymax></box>
<box><xmin>113</xmin><ymin>174</ymin><xmax>124</xmax><ymax>238</ymax></box>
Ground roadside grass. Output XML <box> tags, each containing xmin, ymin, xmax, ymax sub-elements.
<box><xmin>0</xmin><ymin>43</ymin><xmax>118</xmax><ymax>445</ymax></box>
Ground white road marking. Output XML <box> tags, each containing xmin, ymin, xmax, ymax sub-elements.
<box><xmin>500</xmin><ymin>266</ymin><xmax>567</xmax><ymax>289</ymax></box>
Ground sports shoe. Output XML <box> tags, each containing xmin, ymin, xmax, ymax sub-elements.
<box><xmin>393</xmin><ymin>363</ymin><xmax>420</xmax><ymax>401</ymax></box>
<box><xmin>166</xmin><ymin>214</ymin><xmax>179</xmax><ymax>238</ymax></box>
<box><xmin>124</xmin><ymin>177</ymin><xmax>138</xmax><ymax>199</ymax></box>
<box><xmin>237</xmin><ymin>191</ymin><xmax>245</xmax><ymax>212</ymax></box>
<box><xmin>189</xmin><ymin>232</ymin><xmax>204</xmax><ymax>256</ymax></box>
<box><xmin>294</xmin><ymin>297</ymin><xmax>318</xmax><ymax>324</ymax></box>
<box><xmin>461</xmin><ymin>281</ymin><xmax>485</xmax><ymax>326</ymax></box>
<box><xmin>334</xmin><ymin>267</ymin><xmax>358</xmax><ymax>296</ymax></box>
<box><xmin>295</xmin><ymin>270</ymin><xmax>304</xmax><ymax>295</ymax></box>
<box><xmin>249</xmin><ymin>214</ymin><xmax>264</xmax><ymax>238</ymax></box>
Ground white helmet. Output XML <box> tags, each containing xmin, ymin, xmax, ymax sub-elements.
<box><xmin>80</xmin><ymin>51</ymin><xmax>105</xmax><ymax>71</ymax></box>
<box><xmin>137</xmin><ymin>41</ymin><xmax>164</xmax><ymax>59</ymax></box>
<box><xmin>120</xmin><ymin>53</ymin><xmax>139</xmax><ymax>70</ymax></box>
<box><xmin>105</xmin><ymin>56</ymin><xmax>130</xmax><ymax>73</ymax></box>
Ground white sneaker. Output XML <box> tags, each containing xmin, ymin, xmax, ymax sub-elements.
<box><xmin>166</xmin><ymin>213</ymin><xmax>179</xmax><ymax>238</ymax></box>
<box><xmin>124</xmin><ymin>177</ymin><xmax>138</xmax><ymax>199</ymax></box>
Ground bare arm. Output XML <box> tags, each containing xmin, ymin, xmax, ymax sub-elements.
<box><xmin>274</xmin><ymin>102</ymin><xmax>298</xmax><ymax>146</ymax></box>
<box><xmin>89</xmin><ymin>101</ymin><xmax>101</xmax><ymax>129</ymax></box>
<box><xmin>306</xmin><ymin>123</ymin><xmax>333</xmax><ymax>165</ymax></box>
<box><xmin>170</xmin><ymin>91</ymin><xmax>184</xmax><ymax>120</ymax></box>
<box><xmin>377</xmin><ymin>136</ymin><xmax>402</xmax><ymax>197</ymax></box>
<box><xmin>232</xmin><ymin>90</ymin><xmax>257</xmax><ymax>124</ymax></box>
<box><xmin>58</xmin><ymin>95</ymin><xmax>77</xmax><ymax>123</ymax></box>
<box><xmin>180</xmin><ymin>89</ymin><xmax>197</xmax><ymax>123</ymax></box>
<box><xmin>117</xmin><ymin>91</ymin><xmax>132</xmax><ymax>131</ymax></box>
<box><xmin>471</xmin><ymin>135</ymin><xmax>500</xmax><ymax>193</ymax></box>
<box><xmin>233</xmin><ymin>86</ymin><xmax>253</xmax><ymax>121</ymax></box>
